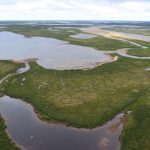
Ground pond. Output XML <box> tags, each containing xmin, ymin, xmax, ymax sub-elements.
<box><xmin>70</xmin><ymin>33</ymin><xmax>97</xmax><ymax>39</ymax></box>
<box><xmin>0</xmin><ymin>31</ymin><xmax>112</xmax><ymax>70</ymax></box>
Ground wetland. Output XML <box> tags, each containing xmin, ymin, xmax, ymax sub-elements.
<box><xmin>0</xmin><ymin>21</ymin><xmax>150</xmax><ymax>150</ymax></box>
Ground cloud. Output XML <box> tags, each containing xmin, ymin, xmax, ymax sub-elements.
<box><xmin>0</xmin><ymin>0</ymin><xmax>149</xmax><ymax>21</ymax></box>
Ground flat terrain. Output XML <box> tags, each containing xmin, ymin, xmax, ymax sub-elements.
<box><xmin>0</xmin><ymin>61</ymin><xmax>22</xmax><ymax>150</ymax></box>
<box><xmin>0</xmin><ymin>61</ymin><xmax>22</xmax><ymax>79</ymax></box>
<box><xmin>0</xmin><ymin>22</ymin><xmax>150</xmax><ymax>150</ymax></box>
<box><xmin>0</xmin><ymin>116</ymin><xmax>19</xmax><ymax>150</ymax></box>
<box><xmin>127</xmin><ymin>40</ymin><xmax>150</xmax><ymax>57</ymax></box>
<box><xmin>101</xmin><ymin>26</ymin><xmax>150</xmax><ymax>36</ymax></box>
<box><xmin>0</xmin><ymin>55</ymin><xmax>150</xmax><ymax>150</ymax></box>
<box><xmin>128</xmin><ymin>48</ymin><xmax>150</xmax><ymax>57</ymax></box>
<box><xmin>1</xmin><ymin>25</ymin><xmax>137</xmax><ymax>50</ymax></box>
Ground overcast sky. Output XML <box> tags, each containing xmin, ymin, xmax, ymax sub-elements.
<box><xmin>0</xmin><ymin>0</ymin><xmax>149</xmax><ymax>21</ymax></box>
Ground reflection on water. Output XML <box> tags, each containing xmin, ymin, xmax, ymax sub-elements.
<box><xmin>0</xmin><ymin>96</ymin><xmax>125</xmax><ymax>150</ymax></box>
<box><xmin>0</xmin><ymin>31</ymin><xmax>112</xmax><ymax>70</ymax></box>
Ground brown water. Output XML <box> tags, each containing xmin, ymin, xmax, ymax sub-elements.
<box><xmin>0</xmin><ymin>96</ymin><xmax>125</xmax><ymax>150</ymax></box>
<box><xmin>0</xmin><ymin>31</ymin><xmax>112</xmax><ymax>70</ymax></box>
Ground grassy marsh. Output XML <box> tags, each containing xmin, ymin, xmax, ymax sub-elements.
<box><xmin>102</xmin><ymin>26</ymin><xmax>150</xmax><ymax>36</ymax></box>
<box><xmin>0</xmin><ymin>61</ymin><xmax>22</xmax><ymax>150</ymax></box>
<box><xmin>0</xmin><ymin>56</ymin><xmax>150</xmax><ymax>129</ymax></box>
<box><xmin>0</xmin><ymin>61</ymin><xmax>22</xmax><ymax>79</ymax></box>
<box><xmin>128</xmin><ymin>48</ymin><xmax>150</xmax><ymax>57</ymax></box>
<box><xmin>1</xmin><ymin>25</ymin><xmax>138</xmax><ymax>50</ymax></box>
<box><xmin>127</xmin><ymin>39</ymin><xmax>150</xmax><ymax>57</ymax></box>
<box><xmin>0</xmin><ymin>56</ymin><xmax>150</xmax><ymax>150</ymax></box>
<box><xmin>0</xmin><ymin>25</ymin><xmax>150</xmax><ymax>150</ymax></box>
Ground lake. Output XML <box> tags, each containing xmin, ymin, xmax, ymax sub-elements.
<box><xmin>0</xmin><ymin>96</ymin><xmax>124</xmax><ymax>150</ymax></box>
<box><xmin>0</xmin><ymin>31</ymin><xmax>112</xmax><ymax>70</ymax></box>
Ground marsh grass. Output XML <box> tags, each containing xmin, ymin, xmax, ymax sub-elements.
<box><xmin>0</xmin><ymin>25</ymin><xmax>150</xmax><ymax>149</ymax></box>
<box><xmin>3</xmin><ymin>25</ymin><xmax>137</xmax><ymax>50</ymax></box>
<box><xmin>128</xmin><ymin>48</ymin><xmax>150</xmax><ymax>57</ymax></box>
<box><xmin>0</xmin><ymin>61</ymin><xmax>22</xmax><ymax>79</ymax></box>
<box><xmin>0</xmin><ymin>116</ymin><xmax>19</xmax><ymax>150</ymax></box>
<box><xmin>0</xmin><ymin>61</ymin><xmax>22</xmax><ymax>150</ymax></box>
<box><xmin>1</xmin><ymin>56</ymin><xmax>150</xmax><ymax>130</ymax></box>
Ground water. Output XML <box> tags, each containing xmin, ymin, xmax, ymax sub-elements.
<box><xmin>145</xmin><ymin>68</ymin><xmax>150</xmax><ymax>71</ymax></box>
<box><xmin>70</xmin><ymin>33</ymin><xmax>97</xmax><ymax>39</ymax></box>
<box><xmin>118</xmin><ymin>32</ymin><xmax>150</xmax><ymax>42</ymax></box>
<box><xmin>0</xmin><ymin>31</ymin><xmax>112</xmax><ymax>70</ymax></box>
<box><xmin>117</xmin><ymin>51</ymin><xmax>150</xmax><ymax>59</ymax></box>
<box><xmin>81</xmin><ymin>27</ymin><xmax>150</xmax><ymax>42</ymax></box>
<box><xmin>0</xmin><ymin>60</ymin><xmax>125</xmax><ymax>150</ymax></box>
<box><xmin>0</xmin><ymin>28</ymin><xmax>139</xmax><ymax>150</ymax></box>
<box><xmin>0</xmin><ymin>96</ymin><xmax>124</xmax><ymax>150</ymax></box>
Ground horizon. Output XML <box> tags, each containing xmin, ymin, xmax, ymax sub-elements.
<box><xmin>0</xmin><ymin>20</ymin><xmax>150</xmax><ymax>22</ymax></box>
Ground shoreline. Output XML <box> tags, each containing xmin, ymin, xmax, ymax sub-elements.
<box><xmin>0</xmin><ymin>95</ymin><xmax>131</xmax><ymax>150</ymax></box>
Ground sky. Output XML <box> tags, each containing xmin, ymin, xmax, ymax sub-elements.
<box><xmin>0</xmin><ymin>0</ymin><xmax>149</xmax><ymax>21</ymax></box>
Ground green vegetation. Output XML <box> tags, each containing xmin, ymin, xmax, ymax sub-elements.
<box><xmin>0</xmin><ymin>61</ymin><xmax>21</xmax><ymax>150</ymax></box>
<box><xmin>128</xmin><ymin>48</ymin><xmax>150</xmax><ymax>57</ymax></box>
<box><xmin>1</xmin><ymin>25</ymin><xmax>137</xmax><ymax>50</ymax></box>
<box><xmin>127</xmin><ymin>40</ymin><xmax>150</xmax><ymax>57</ymax></box>
<box><xmin>0</xmin><ymin>56</ymin><xmax>150</xmax><ymax>150</ymax></box>
<box><xmin>102</xmin><ymin>27</ymin><xmax>150</xmax><ymax>36</ymax></box>
<box><xmin>0</xmin><ymin>61</ymin><xmax>23</xmax><ymax>79</ymax></box>
<box><xmin>67</xmin><ymin>36</ymin><xmax>135</xmax><ymax>50</ymax></box>
<box><xmin>0</xmin><ymin>61</ymin><xmax>18</xmax><ymax>78</ymax></box>
<box><xmin>0</xmin><ymin>117</ymin><xmax>19</xmax><ymax>150</ymax></box>
<box><xmin>0</xmin><ymin>56</ymin><xmax>150</xmax><ymax>130</ymax></box>
<box><xmin>0</xmin><ymin>25</ymin><xmax>150</xmax><ymax>150</ymax></box>
<box><xmin>121</xmin><ymin>93</ymin><xmax>150</xmax><ymax>150</ymax></box>
<box><xmin>130</xmin><ymin>39</ymin><xmax>150</xmax><ymax>48</ymax></box>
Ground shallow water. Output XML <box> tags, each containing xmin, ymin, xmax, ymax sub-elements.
<box><xmin>70</xmin><ymin>33</ymin><xmax>97</xmax><ymax>39</ymax></box>
<box><xmin>0</xmin><ymin>31</ymin><xmax>111</xmax><ymax>70</ymax></box>
<box><xmin>0</xmin><ymin>96</ymin><xmax>124</xmax><ymax>150</ymax></box>
<box><xmin>119</xmin><ymin>32</ymin><xmax>150</xmax><ymax>42</ymax></box>
<box><xmin>145</xmin><ymin>68</ymin><xmax>150</xmax><ymax>71</ymax></box>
